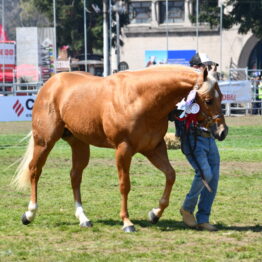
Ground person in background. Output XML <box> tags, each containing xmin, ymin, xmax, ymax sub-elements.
<box><xmin>258</xmin><ymin>75</ymin><xmax>262</xmax><ymax>114</ymax></box>
<box><xmin>176</xmin><ymin>53</ymin><xmax>221</xmax><ymax>231</ymax></box>
<box><xmin>146</xmin><ymin>56</ymin><xmax>156</xmax><ymax>67</ymax></box>
<box><xmin>254</xmin><ymin>75</ymin><xmax>262</xmax><ymax>114</ymax></box>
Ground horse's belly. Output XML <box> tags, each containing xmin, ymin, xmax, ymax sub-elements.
<box><xmin>64</xmin><ymin>119</ymin><xmax>114</xmax><ymax>148</ymax></box>
<box><xmin>74</xmin><ymin>132</ymin><xmax>114</xmax><ymax>148</ymax></box>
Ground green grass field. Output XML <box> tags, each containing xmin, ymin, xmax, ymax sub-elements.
<box><xmin>0</xmin><ymin>117</ymin><xmax>261</xmax><ymax>262</ymax></box>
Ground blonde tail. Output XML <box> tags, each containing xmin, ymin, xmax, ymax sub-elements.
<box><xmin>11</xmin><ymin>131</ymin><xmax>34</xmax><ymax>190</ymax></box>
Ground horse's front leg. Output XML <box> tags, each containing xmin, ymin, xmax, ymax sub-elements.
<box><xmin>115</xmin><ymin>142</ymin><xmax>134</xmax><ymax>232</ymax></box>
<box><xmin>143</xmin><ymin>140</ymin><xmax>176</xmax><ymax>224</ymax></box>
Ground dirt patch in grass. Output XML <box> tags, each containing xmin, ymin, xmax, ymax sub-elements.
<box><xmin>225</xmin><ymin>116</ymin><xmax>262</xmax><ymax>127</ymax></box>
<box><xmin>221</xmin><ymin>161</ymin><xmax>262</xmax><ymax>175</ymax></box>
<box><xmin>0</xmin><ymin>121</ymin><xmax>31</xmax><ymax>134</ymax></box>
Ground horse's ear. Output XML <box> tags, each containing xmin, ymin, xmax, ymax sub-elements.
<box><xmin>203</xmin><ymin>67</ymin><xmax>208</xmax><ymax>81</ymax></box>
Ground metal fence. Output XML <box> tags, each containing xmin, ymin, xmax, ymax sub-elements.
<box><xmin>0</xmin><ymin>82</ymin><xmax>42</xmax><ymax>96</ymax></box>
<box><xmin>224</xmin><ymin>68</ymin><xmax>262</xmax><ymax>116</ymax></box>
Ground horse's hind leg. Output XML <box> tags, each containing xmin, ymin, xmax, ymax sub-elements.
<box><xmin>64</xmin><ymin>136</ymin><xmax>91</xmax><ymax>227</ymax></box>
<box><xmin>22</xmin><ymin>130</ymin><xmax>62</xmax><ymax>225</ymax></box>
<box><xmin>142</xmin><ymin>140</ymin><xmax>176</xmax><ymax>224</ymax></box>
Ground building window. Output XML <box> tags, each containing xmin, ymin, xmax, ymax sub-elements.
<box><xmin>159</xmin><ymin>1</ymin><xmax>185</xmax><ymax>23</ymax></box>
<box><xmin>129</xmin><ymin>2</ymin><xmax>152</xmax><ymax>24</ymax></box>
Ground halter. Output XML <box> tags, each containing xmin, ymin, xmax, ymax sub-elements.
<box><xmin>198</xmin><ymin>111</ymin><xmax>224</xmax><ymax>129</ymax></box>
<box><xmin>194</xmin><ymin>74</ymin><xmax>224</xmax><ymax>128</ymax></box>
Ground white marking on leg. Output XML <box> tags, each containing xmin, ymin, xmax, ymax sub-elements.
<box><xmin>152</xmin><ymin>208</ymin><xmax>161</xmax><ymax>217</ymax></box>
<box><xmin>122</xmin><ymin>219</ymin><xmax>134</xmax><ymax>230</ymax></box>
<box><xmin>25</xmin><ymin>201</ymin><xmax>38</xmax><ymax>222</ymax></box>
<box><xmin>75</xmin><ymin>202</ymin><xmax>90</xmax><ymax>226</ymax></box>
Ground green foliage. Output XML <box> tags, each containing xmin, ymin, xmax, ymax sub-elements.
<box><xmin>189</xmin><ymin>0</ymin><xmax>262</xmax><ymax>39</ymax></box>
<box><xmin>26</xmin><ymin>0</ymin><xmax>129</xmax><ymax>55</ymax></box>
<box><xmin>190</xmin><ymin>0</ymin><xmax>220</xmax><ymax>28</ymax></box>
<box><xmin>224</xmin><ymin>0</ymin><xmax>262</xmax><ymax>39</ymax></box>
<box><xmin>30</xmin><ymin>0</ymin><xmax>93</xmax><ymax>55</ymax></box>
<box><xmin>20</xmin><ymin>0</ymin><xmax>50</xmax><ymax>27</ymax></box>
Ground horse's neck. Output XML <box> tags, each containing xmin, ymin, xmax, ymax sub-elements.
<box><xmin>129</xmin><ymin>84</ymin><xmax>192</xmax><ymax>125</ymax></box>
<box><xmin>162</xmin><ymin>85</ymin><xmax>193</xmax><ymax>114</ymax></box>
<box><xmin>144</xmin><ymin>75</ymin><xmax>196</xmax><ymax>118</ymax></box>
<box><xmin>112</xmin><ymin>69</ymin><xmax>198</xmax><ymax>120</ymax></box>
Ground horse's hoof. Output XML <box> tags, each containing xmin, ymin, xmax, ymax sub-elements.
<box><xmin>80</xmin><ymin>220</ymin><xmax>93</xmax><ymax>228</ymax></box>
<box><xmin>123</xmin><ymin>225</ymin><xmax>136</xmax><ymax>233</ymax></box>
<box><xmin>21</xmin><ymin>213</ymin><xmax>31</xmax><ymax>225</ymax></box>
<box><xmin>148</xmin><ymin>210</ymin><xmax>160</xmax><ymax>224</ymax></box>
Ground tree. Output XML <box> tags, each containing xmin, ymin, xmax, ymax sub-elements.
<box><xmin>189</xmin><ymin>0</ymin><xmax>262</xmax><ymax>39</ymax></box>
<box><xmin>223</xmin><ymin>0</ymin><xmax>262</xmax><ymax>39</ymax></box>
<box><xmin>2</xmin><ymin>0</ymin><xmax>129</xmax><ymax>57</ymax></box>
<box><xmin>28</xmin><ymin>0</ymin><xmax>103</xmax><ymax>56</ymax></box>
<box><xmin>189</xmin><ymin>0</ymin><xmax>220</xmax><ymax>29</ymax></box>
<box><xmin>0</xmin><ymin>0</ymin><xmax>50</xmax><ymax>41</ymax></box>
<box><xmin>27</xmin><ymin>0</ymin><xmax>129</xmax><ymax>56</ymax></box>
<box><xmin>20</xmin><ymin>0</ymin><xmax>50</xmax><ymax>27</ymax></box>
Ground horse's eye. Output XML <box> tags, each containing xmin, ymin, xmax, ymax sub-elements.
<box><xmin>205</xmin><ymin>99</ymin><xmax>213</xmax><ymax>105</ymax></box>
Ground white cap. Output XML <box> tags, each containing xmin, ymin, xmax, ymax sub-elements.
<box><xmin>199</xmin><ymin>53</ymin><xmax>211</xmax><ymax>64</ymax></box>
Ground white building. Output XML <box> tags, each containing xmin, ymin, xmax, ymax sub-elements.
<box><xmin>118</xmin><ymin>0</ymin><xmax>262</xmax><ymax>76</ymax></box>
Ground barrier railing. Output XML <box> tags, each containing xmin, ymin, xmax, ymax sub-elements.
<box><xmin>0</xmin><ymin>78</ymin><xmax>261</xmax><ymax>116</ymax></box>
<box><xmin>0</xmin><ymin>82</ymin><xmax>43</xmax><ymax>95</ymax></box>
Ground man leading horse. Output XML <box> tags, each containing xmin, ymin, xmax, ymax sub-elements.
<box><xmin>173</xmin><ymin>53</ymin><xmax>227</xmax><ymax>231</ymax></box>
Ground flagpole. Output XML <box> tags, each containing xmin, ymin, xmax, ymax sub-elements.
<box><xmin>84</xmin><ymin>0</ymin><xmax>87</xmax><ymax>72</ymax></box>
<box><xmin>53</xmin><ymin>0</ymin><xmax>57</xmax><ymax>74</ymax></box>
<box><xmin>196</xmin><ymin>0</ymin><xmax>199</xmax><ymax>52</ymax></box>
<box><xmin>109</xmin><ymin>0</ymin><xmax>112</xmax><ymax>74</ymax></box>
<box><xmin>220</xmin><ymin>1</ymin><xmax>223</xmax><ymax>74</ymax></box>
<box><xmin>2</xmin><ymin>0</ymin><xmax>5</xmax><ymax>84</ymax></box>
<box><xmin>103</xmin><ymin>0</ymin><xmax>109</xmax><ymax>76</ymax></box>
<box><xmin>166</xmin><ymin>0</ymin><xmax>169</xmax><ymax>60</ymax></box>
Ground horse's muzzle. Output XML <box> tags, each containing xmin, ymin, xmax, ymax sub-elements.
<box><xmin>211</xmin><ymin>123</ymin><xmax>229</xmax><ymax>141</ymax></box>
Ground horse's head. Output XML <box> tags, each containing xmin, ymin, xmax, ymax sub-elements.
<box><xmin>195</xmin><ymin>68</ymin><xmax>228</xmax><ymax>141</ymax></box>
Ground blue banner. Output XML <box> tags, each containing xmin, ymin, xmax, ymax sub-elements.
<box><xmin>145</xmin><ymin>50</ymin><xmax>196</xmax><ymax>67</ymax></box>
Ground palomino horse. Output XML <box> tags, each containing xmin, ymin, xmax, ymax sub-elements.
<box><xmin>13</xmin><ymin>65</ymin><xmax>228</xmax><ymax>232</ymax></box>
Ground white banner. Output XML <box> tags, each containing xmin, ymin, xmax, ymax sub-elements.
<box><xmin>219</xmin><ymin>80</ymin><xmax>252</xmax><ymax>103</ymax></box>
<box><xmin>0</xmin><ymin>96</ymin><xmax>35</xmax><ymax>121</ymax></box>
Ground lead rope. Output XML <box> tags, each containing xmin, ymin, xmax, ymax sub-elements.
<box><xmin>179</xmin><ymin>121</ymin><xmax>212</xmax><ymax>193</ymax></box>
<box><xmin>175</xmin><ymin>88</ymin><xmax>212</xmax><ymax>192</ymax></box>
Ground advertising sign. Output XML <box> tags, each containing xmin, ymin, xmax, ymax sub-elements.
<box><xmin>145</xmin><ymin>50</ymin><xmax>196</xmax><ymax>67</ymax></box>
<box><xmin>219</xmin><ymin>80</ymin><xmax>252</xmax><ymax>103</ymax></box>
<box><xmin>0</xmin><ymin>41</ymin><xmax>16</xmax><ymax>82</ymax></box>
<box><xmin>167</xmin><ymin>50</ymin><xmax>196</xmax><ymax>65</ymax></box>
<box><xmin>0</xmin><ymin>96</ymin><xmax>35</xmax><ymax>121</ymax></box>
<box><xmin>145</xmin><ymin>50</ymin><xmax>167</xmax><ymax>67</ymax></box>
<box><xmin>0</xmin><ymin>42</ymin><xmax>15</xmax><ymax>65</ymax></box>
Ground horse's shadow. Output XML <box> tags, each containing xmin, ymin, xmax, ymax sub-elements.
<box><xmin>96</xmin><ymin>219</ymin><xmax>262</xmax><ymax>232</ymax></box>
<box><xmin>217</xmin><ymin>224</ymin><xmax>262</xmax><ymax>232</ymax></box>
<box><xmin>96</xmin><ymin>219</ymin><xmax>183</xmax><ymax>231</ymax></box>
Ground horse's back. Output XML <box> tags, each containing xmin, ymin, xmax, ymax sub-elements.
<box><xmin>36</xmin><ymin>71</ymin><xmax>105</xmax><ymax>105</ymax></box>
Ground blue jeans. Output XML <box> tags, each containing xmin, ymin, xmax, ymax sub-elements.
<box><xmin>181</xmin><ymin>135</ymin><xmax>220</xmax><ymax>224</ymax></box>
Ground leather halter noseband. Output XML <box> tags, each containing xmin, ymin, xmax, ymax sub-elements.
<box><xmin>198</xmin><ymin>111</ymin><xmax>224</xmax><ymax>129</ymax></box>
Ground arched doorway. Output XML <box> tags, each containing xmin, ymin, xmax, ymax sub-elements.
<box><xmin>238</xmin><ymin>35</ymin><xmax>259</xmax><ymax>69</ymax></box>
<box><xmin>248</xmin><ymin>40</ymin><xmax>262</xmax><ymax>70</ymax></box>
